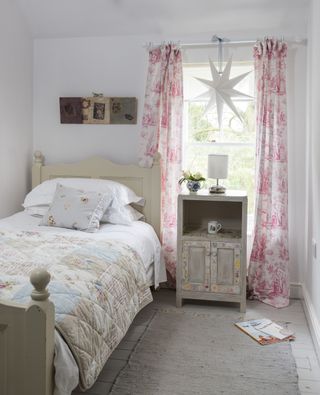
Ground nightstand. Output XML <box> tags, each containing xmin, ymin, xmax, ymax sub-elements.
<box><xmin>176</xmin><ymin>190</ymin><xmax>247</xmax><ymax>312</ymax></box>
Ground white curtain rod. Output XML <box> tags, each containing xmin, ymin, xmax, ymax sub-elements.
<box><xmin>144</xmin><ymin>37</ymin><xmax>307</xmax><ymax>49</ymax></box>
<box><xmin>182</xmin><ymin>38</ymin><xmax>307</xmax><ymax>47</ymax></box>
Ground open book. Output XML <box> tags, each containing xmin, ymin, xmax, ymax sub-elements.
<box><xmin>235</xmin><ymin>318</ymin><xmax>295</xmax><ymax>345</ymax></box>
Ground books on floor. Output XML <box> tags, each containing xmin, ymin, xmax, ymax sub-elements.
<box><xmin>235</xmin><ymin>318</ymin><xmax>295</xmax><ymax>345</ymax></box>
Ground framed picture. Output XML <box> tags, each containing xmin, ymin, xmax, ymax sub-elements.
<box><xmin>82</xmin><ymin>97</ymin><xmax>110</xmax><ymax>124</ymax></box>
<box><xmin>60</xmin><ymin>97</ymin><xmax>83</xmax><ymax>124</ymax></box>
<box><xmin>110</xmin><ymin>97</ymin><xmax>137</xmax><ymax>124</ymax></box>
<box><xmin>59</xmin><ymin>96</ymin><xmax>137</xmax><ymax>125</ymax></box>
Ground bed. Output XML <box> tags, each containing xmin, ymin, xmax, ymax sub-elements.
<box><xmin>0</xmin><ymin>151</ymin><xmax>163</xmax><ymax>395</ymax></box>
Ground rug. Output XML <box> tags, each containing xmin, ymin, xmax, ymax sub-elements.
<box><xmin>110</xmin><ymin>307</ymin><xmax>300</xmax><ymax>395</ymax></box>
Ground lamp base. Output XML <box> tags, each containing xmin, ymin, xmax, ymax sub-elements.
<box><xmin>209</xmin><ymin>185</ymin><xmax>226</xmax><ymax>194</ymax></box>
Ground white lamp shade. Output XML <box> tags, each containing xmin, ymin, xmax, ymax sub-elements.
<box><xmin>208</xmin><ymin>154</ymin><xmax>228</xmax><ymax>179</ymax></box>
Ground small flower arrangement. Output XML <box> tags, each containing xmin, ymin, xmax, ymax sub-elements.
<box><xmin>179</xmin><ymin>170</ymin><xmax>206</xmax><ymax>185</ymax></box>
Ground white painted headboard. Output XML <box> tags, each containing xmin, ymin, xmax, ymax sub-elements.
<box><xmin>32</xmin><ymin>151</ymin><xmax>161</xmax><ymax>237</ymax></box>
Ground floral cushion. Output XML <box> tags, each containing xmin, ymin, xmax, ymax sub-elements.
<box><xmin>40</xmin><ymin>183</ymin><xmax>112</xmax><ymax>232</ymax></box>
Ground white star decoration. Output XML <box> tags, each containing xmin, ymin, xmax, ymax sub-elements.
<box><xmin>195</xmin><ymin>57</ymin><xmax>252</xmax><ymax>129</ymax></box>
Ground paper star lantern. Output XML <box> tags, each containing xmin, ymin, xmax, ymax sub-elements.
<box><xmin>194</xmin><ymin>57</ymin><xmax>252</xmax><ymax>129</ymax></box>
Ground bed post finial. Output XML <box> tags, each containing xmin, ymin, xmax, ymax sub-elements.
<box><xmin>34</xmin><ymin>150</ymin><xmax>44</xmax><ymax>165</ymax></box>
<box><xmin>32</xmin><ymin>151</ymin><xmax>44</xmax><ymax>189</ymax></box>
<box><xmin>27</xmin><ymin>268</ymin><xmax>55</xmax><ymax>395</ymax></box>
<box><xmin>30</xmin><ymin>269</ymin><xmax>51</xmax><ymax>301</ymax></box>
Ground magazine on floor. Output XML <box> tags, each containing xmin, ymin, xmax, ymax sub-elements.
<box><xmin>235</xmin><ymin>318</ymin><xmax>295</xmax><ymax>345</ymax></box>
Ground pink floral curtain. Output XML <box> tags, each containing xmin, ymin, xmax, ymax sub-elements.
<box><xmin>139</xmin><ymin>44</ymin><xmax>183</xmax><ymax>283</ymax></box>
<box><xmin>248</xmin><ymin>39</ymin><xmax>289</xmax><ymax>308</ymax></box>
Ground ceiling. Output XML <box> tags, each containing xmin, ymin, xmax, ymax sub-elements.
<box><xmin>16</xmin><ymin>0</ymin><xmax>309</xmax><ymax>39</ymax></box>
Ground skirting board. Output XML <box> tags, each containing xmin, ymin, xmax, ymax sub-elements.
<box><xmin>301</xmin><ymin>284</ymin><xmax>320</xmax><ymax>360</ymax></box>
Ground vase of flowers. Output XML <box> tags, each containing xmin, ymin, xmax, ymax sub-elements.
<box><xmin>179</xmin><ymin>171</ymin><xmax>206</xmax><ymax>193</ymax></box>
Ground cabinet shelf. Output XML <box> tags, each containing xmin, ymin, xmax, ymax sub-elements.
<box><xmin>183</xmin><ymin>226</ymin><xmax>241</xmax><ymax>241</ymax></box>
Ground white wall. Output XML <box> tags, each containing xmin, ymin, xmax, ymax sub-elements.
<box><xmin>287</xmin><ymin>45</ymin><xmax>308</xmax><ymax>285</ymax></box>
<box><xmin>302</xmin><ymin>0</ymin><xmax>320</xmax><ymax>352</ymax></box>
<box><xmin>0</xmin><ymin>0</ymin><xmax>33</xmax><ymax>218</ymax></box>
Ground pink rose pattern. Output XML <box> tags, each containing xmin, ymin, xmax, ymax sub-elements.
<box><xmin>248</xmin><ymin>39</ymin><xmax>289</xmax><ymax>308</ymax></box>
<box><xmin>139</xmin><ymin>45</ymin><xmax>183</xmax><ymax>281</ymax></box>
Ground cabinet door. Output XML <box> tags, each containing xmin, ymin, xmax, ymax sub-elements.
<box><xmin>210</xmin><ymin>242</ymin><xmax>241</xmax><ymax>294</ymax></box>
<box><xmin>182</xmin><ymin>241</ymin><xmax>210</xmax><ymax>292</ymax></box>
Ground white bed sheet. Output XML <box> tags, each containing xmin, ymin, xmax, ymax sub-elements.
<box><xmin>0</xmin><ymin>211</ymin><xmax>166</xmax><ymax>395</ymax></box>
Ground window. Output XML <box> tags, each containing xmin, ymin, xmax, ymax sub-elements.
<box><xmin>182</xmin><ymin>61</ymin><xmax>255</xmax><ymax>231</ymax></box>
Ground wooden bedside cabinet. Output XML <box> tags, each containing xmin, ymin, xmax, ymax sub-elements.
<box><xmin>176</xmin><ymin>191</ymin><xmax>247</xmax><ymax>312</ymax></box>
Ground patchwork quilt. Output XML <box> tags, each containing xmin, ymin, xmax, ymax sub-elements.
<box><xmin>0</xmin><ymin>229</ymin><xmax>152</xmax><ymax>390</ymax></box>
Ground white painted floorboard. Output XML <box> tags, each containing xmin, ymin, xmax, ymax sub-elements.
<box><xmin>74</xmin><ymin>290</ymin><xmax>320</xmax><ymax>395</ymax></box>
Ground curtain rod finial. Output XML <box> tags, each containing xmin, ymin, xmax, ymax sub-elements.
<box><xmin>211</xmin><ymin>35</ymin><xmax>230</xmax><ymax>43</ymax></box>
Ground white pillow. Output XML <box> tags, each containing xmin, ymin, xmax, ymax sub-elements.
<box><xmin>25</xmin><ymin>202</ymin><xmax>144</xmax><ymax>225</ymax></box>
<box><xmin>40</xmin><ymin>184</ymin><xmax>112</xmax><ymax>232</ymax></box>
<box><xmin>23</xmin><ymin>178</ymin><xmax>145</xmax><ymax>209</ymax></box>
<box><xmin>25</xmin><ymin>205</ymin><xmax>49</xmax><ymax>217</ymax></box>
<box><xmin>101</xmin><ymin>204</ymin><xmax>144</xmax><ymax>225</ymax></box>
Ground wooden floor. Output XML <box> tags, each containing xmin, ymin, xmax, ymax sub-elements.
<box><xmin>73</xmin><ymin>290</ymin><xmax>320</xmax><ymax>395</ymax></box>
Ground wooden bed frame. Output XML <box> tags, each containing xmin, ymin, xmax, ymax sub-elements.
<box><xmin>0</xmin><ymin>151</ymin><xmax>161</xmax><ymax>395</ymax></box>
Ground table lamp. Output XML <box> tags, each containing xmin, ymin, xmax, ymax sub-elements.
<box><xmin>208</xmin><ymin>154</ymin><xmax>229</xmax><ymax>193</ymax></box>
